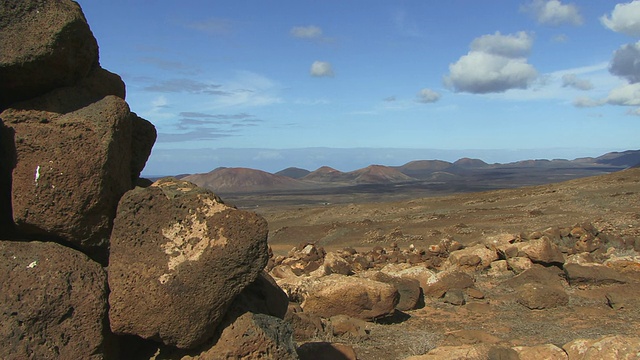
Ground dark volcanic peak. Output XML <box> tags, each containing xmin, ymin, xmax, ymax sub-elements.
<box><xmin>351</xmin><ymin>165</ymin><xmax>415</xmax><ymax>184</ymax></box>
<box><xmin>595</xmin><ymin>150</ymin><xmax>640</xmax><ymax>168</ymax></box>
<box><xmin>275</xmin><ymin>167</ymin><xmax>311</xmax><ymax>179</ymax></box>
<box><xmin>183</xmin><ymin>167</ymin><xmax>307</xmax><ymax>192</ymax></box>
<box><xmin>397</xmin><ymin>160</ymin><xmax>452</xmax><ymax>172</ymax></box>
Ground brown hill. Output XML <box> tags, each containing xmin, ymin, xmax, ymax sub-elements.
<box><xmin>302</xmin><ymin>166</ymin><xmax>350</xmax><ymax>183</ymax></box>
<box><xmin>351</xmin><ymin>165</ymin><xmax>415</xmax><ymax>184</ymax></box>
<box><xmin>183</xmin><ymin>167</ymin><xmax>308</xmax><ymax>193</ymax></box>
<box><xmin>394</xmin><ymin>160</ymin><xmax>452</xmax><ymax>179</ymax></box>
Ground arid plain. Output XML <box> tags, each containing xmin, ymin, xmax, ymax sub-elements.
<box><xmin>216</xmin><ymin>165</ymin><xmax>640</xmax><ymax>359</ymax></box>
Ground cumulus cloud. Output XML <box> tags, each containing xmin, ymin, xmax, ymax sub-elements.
<box><xmin>609</xmin><ymin>41</ymin><xmax>640</xmax><ymax>83</ymax></box>
<box><xmin>291</xmin><ymin>25</ymin><xmax>323</xmax><ymax>39</ymax></box>
<box><xmin>522</xmin><ymin>0</ymin><xmax>583</xmax><ymax>26</ymax></box>
<box><xmin>606</xmin><ymin>82</ymin><xmax>640</xmax><ymax>105</ymax></box>
<box><xmin>470</xmin><ymin>31</ymin><xmax>533</xmax><ymax>58</ymax></box>
<box><xmin>310</xmin><ymin>61</ymin><xmax>335</xmax><ymax>77</ymax></box>
<box><xmin>601</xmin><ymin>1</ymin><xmax>640</xmax><ymax>36</ymax></box>
<box><xmin>416</xmin><ymin>88</ymin><xmax>441</xmax><ymax>103</ymax></box>
<box><xmin>445</xmin><ymin>32</ymin><xmax>538</xmax><ymax>94</ymax></box>
<box><xmin>561</xmin><ymin>74</ymin><xmax>593</xmax><ymax>90</ymax></box>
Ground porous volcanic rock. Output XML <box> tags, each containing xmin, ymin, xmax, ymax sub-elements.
<box><xmin>2</xmin><ymin>95</ymin><xmax>139</xmax><ymax>261</ymax></box>
<box><xmin>301</xmin><ymin>274</ymin><xmax>399</xmax><ymax>321</ymax></box>
<box><xmin>160</xmin><ymin>312</ymin><xmax>299</xmax><ymax>360</ymax></box>
<box><xmin>230</xmin><ymin>271</ymin><xmax>289</xmax><ymax>320</ymax></box>
<box><xmin>297</xmin><ymin>342</ymin><xmax>358</xmax><ymax>360</ymax></box>
<box><xmin>0</xmin><ymin>240</ymin><xmax>107</xmax><ymax>360</ymax></box>
<box><xmin>108</xmin><ymin>178</ymin><xmax>269</xmax><ymax>349</ymax></box>
<box><xmin>0</xmin><ymin>0</ymin><xmax>99</xmax><ymax>108</ymax></box>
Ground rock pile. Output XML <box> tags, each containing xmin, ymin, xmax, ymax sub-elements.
<box><xmin>269</xmin><ymin>223</ymin><xmax>640</xmax><ymax>359</ymax></box>
<box><xmin>0</xmin><ymin>1</ymin><xmax>295</xmax><ymax>359</ymax></box>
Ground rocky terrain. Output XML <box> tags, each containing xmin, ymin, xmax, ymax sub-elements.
<box><xmin>1</xmin><ymin>1</ymin><xmax>639</xmax><ymax>360</ymax></box>
<box><xmin>260</xmin><ymin>167</ymin><xmax>640</xmax><ymax>359</ymax></box>
<box><xmin>1</xmin><ymin>2</ymin><xmax>297</xmax><ymax>359</ymax></box>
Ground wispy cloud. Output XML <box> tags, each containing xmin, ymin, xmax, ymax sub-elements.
<box><xmin>290</xmin><ymin>25</ymin><xmax>333</xmax><ymax>43</ymax></box>
<box><xmin>185</xmin><ymin>18</ymin><xmax>233</xmax><ymax>34</ymax></box>
<box><xmin>139</xmin><ymin>57</ymin><xmax>200</xmax><ymax>75</ymax></box>
<box><xmin>144</xmin><ymin>79</ymin><xmax>229</xmax><ymax>95</ymax></box>
<box><xmin>157</xmin><ymin>130</ymin><xmax>236</xmax><ymax>143</ymax></box>
<box><xmin>561</xmin><ymin>74</ymin><xmax>593</xmax><ymax>90</ymax></box>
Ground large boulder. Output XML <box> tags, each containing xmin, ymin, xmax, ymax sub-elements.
<box><xmin>518</xmin><ymin>236</ymin><xmax>565</xmax><ymax>266</ymax></box>
<box><xmin>563</xmin><ymin>335</ymin><xmax>640</xmax><ymax>360</ymax></box>
<box><xmin>0</xmin><ymin>240</ymin><xmax>108</xmax><ymax>359</ymax></box>
<box><xmin>360</xmin><ymin>270</ymin><xmax>422</xmax><ymax>311</ymax></box>
<box><xmin>108</xmin><ymin>178</ymin><xmax>270</xmax><ymax>349</ymax></box>
<box><xmin>0</xmin><ymin>0</ymin><xmax>99</xmax><ymax>108</ymax></box>
<box><xmin>300</xmin><ymin>274</ymin><xmax>399</xmax><ymax>321</ymax></box>
<box><xmin>2</xmin><ymin>95</ymin><xmax>142</xmax><ymax>262</ymax></box>
<box><xmin>564</xmin><ymin>263</ymin><xmax>632</xmax><ymax>286</ymax></box>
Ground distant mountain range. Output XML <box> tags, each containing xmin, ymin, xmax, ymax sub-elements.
<box><xmin>180</xmin><ymin>150</ymin><xmax>640</xmax><ymax>194</ymax></box>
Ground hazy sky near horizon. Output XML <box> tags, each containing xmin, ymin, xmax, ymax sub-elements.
<box><xmin>76</xmin><ymin>1</ymin><xmax>640</xmax><ymax>174</ymax></box>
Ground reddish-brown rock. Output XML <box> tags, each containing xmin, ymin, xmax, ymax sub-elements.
<box><xmin>3</xmin><ymin>96</ymin><xmax>139</xmax><ymax>261</ymax></box>
<box><xmin>297</xmin><ymin>342</ymin><xmax>358</xmax><ymax>360</ymax></box>
<box><xmin>361</xmin><ymin>271</ymin><xmax>422</xmax><ymax>311</ymax></box>
<box><xmin>108</xmin><ymin>178</ymin><xmax>269</xmax><ymax>349</ymax></box>
<box><xmin>0</xmin><ymin>240</ymin><xmax>107</xmax><ymax>359</ymax></box>
<box><xmin>301</xmin><ymin>274</ymin><xmax>399</xmax><ymax>321</ymax></box>
<box><xmin>0</xmin><ymin>0</ymin><xmax>99</xmax><ymax>108</ymax></box>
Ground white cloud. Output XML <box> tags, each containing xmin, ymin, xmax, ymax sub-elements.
<box><xmin>609</xmin><ymin>41</ymin><xmax>640</xmax><ymax>83</ymax></box>
<box><xmin>445</xmin><ymin>45</ymin><xmax>538</xmax><ymax>94</ymax></box>
<box><xmin>606</xmin><ymin>82</ymin><xmax>640</xmax><ymax>105</ymax></box>
<box><xmin>310</xmin><ymin>61</ymin><xmax>335</xmax><ymax>77</ymax></box>
<box><xmin>601</xmin><ymin>1</ymin><xmax>640</xmax><ymax>36</ymax></box>
<box><xmin>561</xmin><ymin>74</ymin><xmax>593</xmax><ymax>90</ymax></box>
<box><xmin>416</xmin><ymin>88</ymin><xmax>441</xmax><ymax>103</ymax></box>
<box><xmin>523</xmin><ymin>0</ymin><xmax>583</xmax><ymax>26</ymax></box>
<box><xmin>291</xmin><ymin>25</ymin><xmax>323</xmax><ymax>39</ymax></box>
<box><xmin>470</xmin><ymin>31</ymin><xmax>533</xmax><ymax>58</ymax></box>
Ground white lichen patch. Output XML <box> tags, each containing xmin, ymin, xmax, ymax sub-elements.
<box><xmin>27</xmin><ymin>260</ymin><xmax>37</xmax><ymax>269</ymax></box>
<box><xmin>34</xmin><ymin>165</ymin><xmax>41</xmax><ymax>185</ymax></box>
<box><xmin>158</xmin><ymin>210</ymin><xmax>228</xmax><ymax>284</ymax></box>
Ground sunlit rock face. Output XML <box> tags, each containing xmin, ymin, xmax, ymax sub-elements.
<box><xmin>108</xmin><ymin>178</ymin><xmax>269</xmax><ymax>349</ymax></box>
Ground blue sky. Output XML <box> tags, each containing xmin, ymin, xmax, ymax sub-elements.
<box><xmin>76</xmin><ymin>1</ymin><xmax>640</xmax><ymax>174</ymax></box>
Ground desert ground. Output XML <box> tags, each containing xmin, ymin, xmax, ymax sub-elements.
<box><xmin>238</xmin><ymin>168</ymin><xmax>639</xmax><ymax>359</ymax></box>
